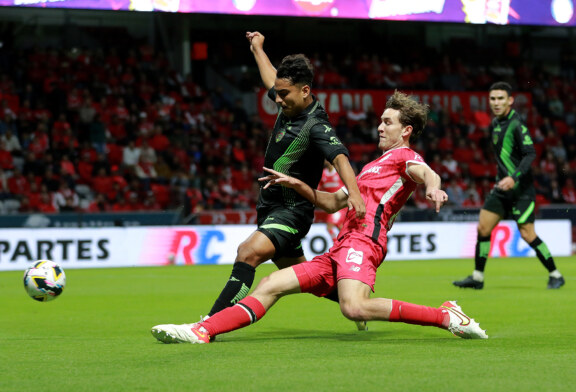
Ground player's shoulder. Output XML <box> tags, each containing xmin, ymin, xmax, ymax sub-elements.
<box><xmin>382</xmin><ymin>147</ymin><xmax>424</xmax><ymax>162</ymax></box>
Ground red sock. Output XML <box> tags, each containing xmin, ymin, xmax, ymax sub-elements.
<box><xmin>388</xmin><ymin>300</ymin><xmax>448</xmax><ymax>328</ymax></box>
<box><xmin>201</xmin><ymin>296</ymin><xmax>267</xmax><ymax>337</ymax></box>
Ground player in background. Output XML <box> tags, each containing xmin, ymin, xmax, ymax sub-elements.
<box><xmin>318</xmin><ymin>160</ymin><xmax>347</xmax><ymax>242</ymax></box>
<box><xmin>192</xmin><ymin>32</ymin><xmax>365</xmax><ymax>327</ymax></box>
<box><xmin>151</xmin><ymin>91</ymin><xmax>488</xmax><ymax>344</ymax></box>
<box><xmin>453</xmin><ymin>82</ymin><xmax>565</xmax><ymax>290</ymax></box>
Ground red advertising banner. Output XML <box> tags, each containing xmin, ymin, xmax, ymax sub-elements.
<box><xmin>257</xmin><ymin>89</ymin><xmax>532</xmax><ymax>128</ymax></box>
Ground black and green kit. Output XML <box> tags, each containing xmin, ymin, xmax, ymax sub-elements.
<box><xmin>257</xmin><ymin>88</ymin><xmax>349</xmax><ymax>259</ymax></box>
<box><xmin>483</xmin><ymin>109</ymin><xmax>538</xmax><ymax>224</ymax></box>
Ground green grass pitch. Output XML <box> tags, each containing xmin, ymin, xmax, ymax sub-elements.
<box><xmin>2</xmin><ymin>257</ymin><xmax>575</xmax><ymax>392</ymax></box>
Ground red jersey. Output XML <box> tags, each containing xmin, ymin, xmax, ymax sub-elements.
<box><xmin>340</xmin><ymin>147</ymin><xmax>427</xmax><ymax>247</ymax></box>
<box><xmin>319</xmin><ymin>167</ymin><xmax>344</xmax><ymax>193</ymax></box>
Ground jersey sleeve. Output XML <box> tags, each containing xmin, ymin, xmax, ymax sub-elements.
<box><xmin>309</xmin><ymin>121</ymin><xmax>349</xmax><ymax>162</ymax></box>
<box><xmin>512</xmin><ymin>120</ymin><xmax>537</xmax><ymax>181</ymax></box>
<box><xmin>403</xmin><ymin>150</ymin><xmax>429</xmax><ymax>183</ymax></box>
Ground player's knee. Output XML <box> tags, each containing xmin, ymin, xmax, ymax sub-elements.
<box><xmin>253</xmin><ymin>273</ymin><xmax>283</xmax><ymax>298</ymax></box>
<box><xmin>253</xmin><ymin>275</ymin><xmax>272</xmax><ymax>294</ymax></box>
<box><xmin>520</xmin><ymin>231</ymin><xmax>536</xmax><ymax>243</ymax></box>
<box><xmin>236</xmin><ymin>242</ymin><xmax>266</xmax><ymax>267</ymax></box>
<box><xmin>518</xmin><ymin>224</ymin><xmax>536</xmax><ymax>243</ymax></box>
<box><xmin>477</xmin><ymin>224</ymin><xmax>491</xmax><ymax>237</ymax></box>
<box><xmin>339</xmin><ymin>302</ymin><xmax>365</xmax><ymax>321</ymax></box>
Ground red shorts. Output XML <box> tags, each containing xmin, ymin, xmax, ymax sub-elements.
<box><xmin>293</xmin><ymin>232</ymin><xmax>386</xmax><ymax>297</ymax></box>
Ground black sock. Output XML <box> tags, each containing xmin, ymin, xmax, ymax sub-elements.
<box><xmin>475</xmin><ymin>235</ymin><xmax>491</xmax><ymax>272</ymax></box>
<box><xmin>208</xmin><ymin>262</ymin><xmax>256</xmax><ymax>316</ymax></box>
<box><xmin>529</xmin><ymin>237</ymin><xmax>557</xmax><ymax>272</ymax></box>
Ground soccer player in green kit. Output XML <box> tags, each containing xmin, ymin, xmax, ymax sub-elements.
<box><xmin>453</xmin><ymin>82</ymin><xmax>565</xmax><ymax>290</ymax></box>
<box><xmin>196</xmin><ymin>31</ymin><xmax>365</xmax><ymax>327</ymax></box>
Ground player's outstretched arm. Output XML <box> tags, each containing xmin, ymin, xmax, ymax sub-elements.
<box><xmin>407</xmin><ymin>163</ymin><xmax>448</xmax><ymax>213</ymax></box>
<box><xmin>259</xmin><ymin>167</ymin><xmax>348</xmax><ymax>213</ymax></box>
<box><xmin>246</xmin><ymin>31</ymin><xmax>276</xmax><ymax>90</ymax></box>
<box><xmin>332</xmin><ymin>154</ymin><xmax>366</xmax><ymax>219</ymax></box>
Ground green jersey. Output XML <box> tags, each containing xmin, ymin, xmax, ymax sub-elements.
<box><xmin>490</xmin><ymin>109</ymin><xmax>537</xmax><ymax>193</ymax></box>
<box><xmin>258</xmin><ymin>88</ymin><xmax>349</xmax><ymax>216</ymax></box>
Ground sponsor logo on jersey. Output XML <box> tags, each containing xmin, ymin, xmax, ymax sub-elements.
<box><xmin>365</xmin><ymin>165</ymin><xmax>382</xmax><ymax>174</ymax></box>
<box><xmin>275</xmin><ymin>129</ymin><xmax>286</xmax><ymax>142</ymax></box>
<box><xmin>346</xmin><ymin>248</ymin><xmax>363</xmax><ymax>265</ymax></box>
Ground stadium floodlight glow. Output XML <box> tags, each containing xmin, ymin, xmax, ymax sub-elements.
<box><xmin>0</xmin><ymin>0</ymin><xmax>574</xmax><ymax>27</ymax></box>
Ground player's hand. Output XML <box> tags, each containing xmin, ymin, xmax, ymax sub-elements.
<box><xmin>259</xmin><ymin>167</ymin><xmax>299</xmax><ymax>189</ymax></box>
<box><xmin>496</xmin><ymin>176</ymin><xmax>515</xmax><ymax>191</ymax></box>
<box><xmin>346</xmin><ymin>193</ymin><xmax>366</xmax><ymax>219</ymax></box>
<box><xmin>426</xmin><ymin>189</ymin><xmax>448</xmax><ymax>213</ymax></box>
<box><xmin>246</xmin><ymin>31</ymin><xmax>265</xmax><ymax>53</ymax></box>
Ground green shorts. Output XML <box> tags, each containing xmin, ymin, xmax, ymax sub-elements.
<box><xmin>256</xmin><ymin>207</ymin><xmax>313</xmax><ymax>261</ymax></box>
<box><xmin>483</xmin><ymin>187</ymin><xmax>536</xmax><ymax>224</ymax></box>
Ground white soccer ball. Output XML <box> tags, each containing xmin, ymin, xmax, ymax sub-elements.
<box><xmin>23</xmin><ymin>260</ymin><xmax>66</xmax><ymax>302</ymax></box>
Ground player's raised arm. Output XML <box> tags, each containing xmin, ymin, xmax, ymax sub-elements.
<box><xmin>246</xmin><ymin>31</ymin><xmax>276</xmax><ymax>90</ymax></box>
<box><xmin>259</xmin><ymin>167</ymin><xmax>348</xmax><ymax>213</ymax></box>
<box><xmin>407</xmin><ymin>163</ymin><xmax>448</xmax><ymax>213</ymax></box>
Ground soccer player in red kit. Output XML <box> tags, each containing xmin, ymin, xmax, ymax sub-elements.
<box><xmin>151</xmin><ymin>91</ymin><xmax>488</xmax><ymax>343</ymax></box>
<box><xmin>318</xmin><ymin>160</ymin><xmax>347</xmax><ymax>241</ymax></box>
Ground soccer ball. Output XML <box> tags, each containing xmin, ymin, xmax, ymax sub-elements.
<box><xmin>23</xmin><ymin>260</ymin><xmax>66</xmax><ymax>302</ymax></box>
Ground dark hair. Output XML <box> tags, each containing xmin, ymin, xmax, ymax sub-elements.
<box><xmin>276</xmin><ymin>54</ymin><xmax>314</xmax><ymax>87</ymax></box>
<box><xmin>385</xmin><ymin>90</ymin><xmax>429</xmax><ymax>142</ymax></box>
<box><xmin>489</xmin><ymin>81</ymin><xmax>513</xmax><ymax>96</ymax></box>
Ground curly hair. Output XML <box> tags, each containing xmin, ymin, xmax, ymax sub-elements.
<box><xmin>385</xmin><ymin>90</ymin><xmax>429</xmax><ymax>143</ymax></box>
<box><xmin>276</xmin><ymin>54</ymin><xmax>314</xmax><ymax>87</ymax></box>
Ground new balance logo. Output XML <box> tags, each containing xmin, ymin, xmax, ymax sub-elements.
<box><xmin>346</xmin><ymin>248</ymin><xmax>363</xmax><ymax>265</ymax></box>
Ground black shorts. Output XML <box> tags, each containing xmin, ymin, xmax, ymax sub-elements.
<box><xmin>256</xmin><ymin>206</ymin><xmax>313</xmax><ymax>261</ymax></box>
<box><xmin>483</xmin><ymin>187</ymin><xmax>536</xmax><ymax>224</ymax></box>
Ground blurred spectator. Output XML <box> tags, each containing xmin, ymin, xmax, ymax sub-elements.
<box><xmin>53</xmin><ymin>181</ymin><xmax>80</xmax><ymax>211</ymax></box>
<box><xmin>122</xmin><ymin>140</ymin><xmax>141</xmax><ymax>169</ymax></box>
<box><xmin>59</xmin><ymin>154</ymin><xmax>78</xmax><ymax>184</ymax></box>
<box><xmin>92</xmin><ymin>167</ymin><xmax>114</xmax><ymax>195</ymax></box>
<box><xmin>148</xmin><ymin>125</ymin><xmax>170</xmax><ymax>152</ymax></box>
<box><xmin>89</xmin><ymin>114</ymin><xmax>108</xmax><ymax>154</ymax></box>
<box><xmin>462</xmin><ymin>187</ymin><xmax>483</xmax><ymax>207</ymax></box>
<box><xmin>87</xmin><ymin>193</ymin><xmax>110</xmax><ymax>212</ymax></box>
<box><xmin>78</xmin><ymin>96</ymin><xmax>98</xmax><ymax>133</ymax></box>
<box><xmin>1</xmin><ymin>129</ymin><xmax>22</xmax><ymax>154</ymax></box>
<box><xmin>445</xmin><ymin>177</ymin><xmax>465</xmax><ymax>207</ymax></box>
<box><xmin>7</xmin><ymin>168</ymin><xmax>28</xmax><ymax>195</ymax></box>
<box><xmin>441</xmin><ymin>151</ymin><xmax>460</xmax><ymax>177</ymax></box>
<box><xmin>37</xmin><ymin>190</ymin><xmax>57</xmax><ymax>213</ymax></box>
<box><xmin>562</xmin><ymin>178</ymin><xmax>576</xmax><ymax>204</ymax></box>
<box><xmin>0</xmin><ymin>140</ymin><xmax>15</xmax><ymax>171</ymax></box>
<box><xmin>139</xmin><ymin>138</ymin><xmax>157</xmax><ymax>165</ymax></box>
<box><xmin>0</xmin><ymin>167</ymin><xmax>8</xmax><ymax>198</ymax></box>
<box><xmin>134</xmin><ymin>155</ymin><xmax>157</xmax><ymax>184</ymax></box>
<box><xmin>154</xmin><ymin>155</ymin><xmax>172</xmax><ymax>182</ymax></box>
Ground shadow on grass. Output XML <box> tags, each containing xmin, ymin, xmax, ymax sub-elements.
<box><xmin>211</xmin><ymin>328</ymin><xmax>461</xmax><ymax>344</ymax></box>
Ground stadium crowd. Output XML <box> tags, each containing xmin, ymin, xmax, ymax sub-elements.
<box><xmin>0</xmin><ymin>32</ymin><xmax>575</xmax><ymax>216</ymax></box>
